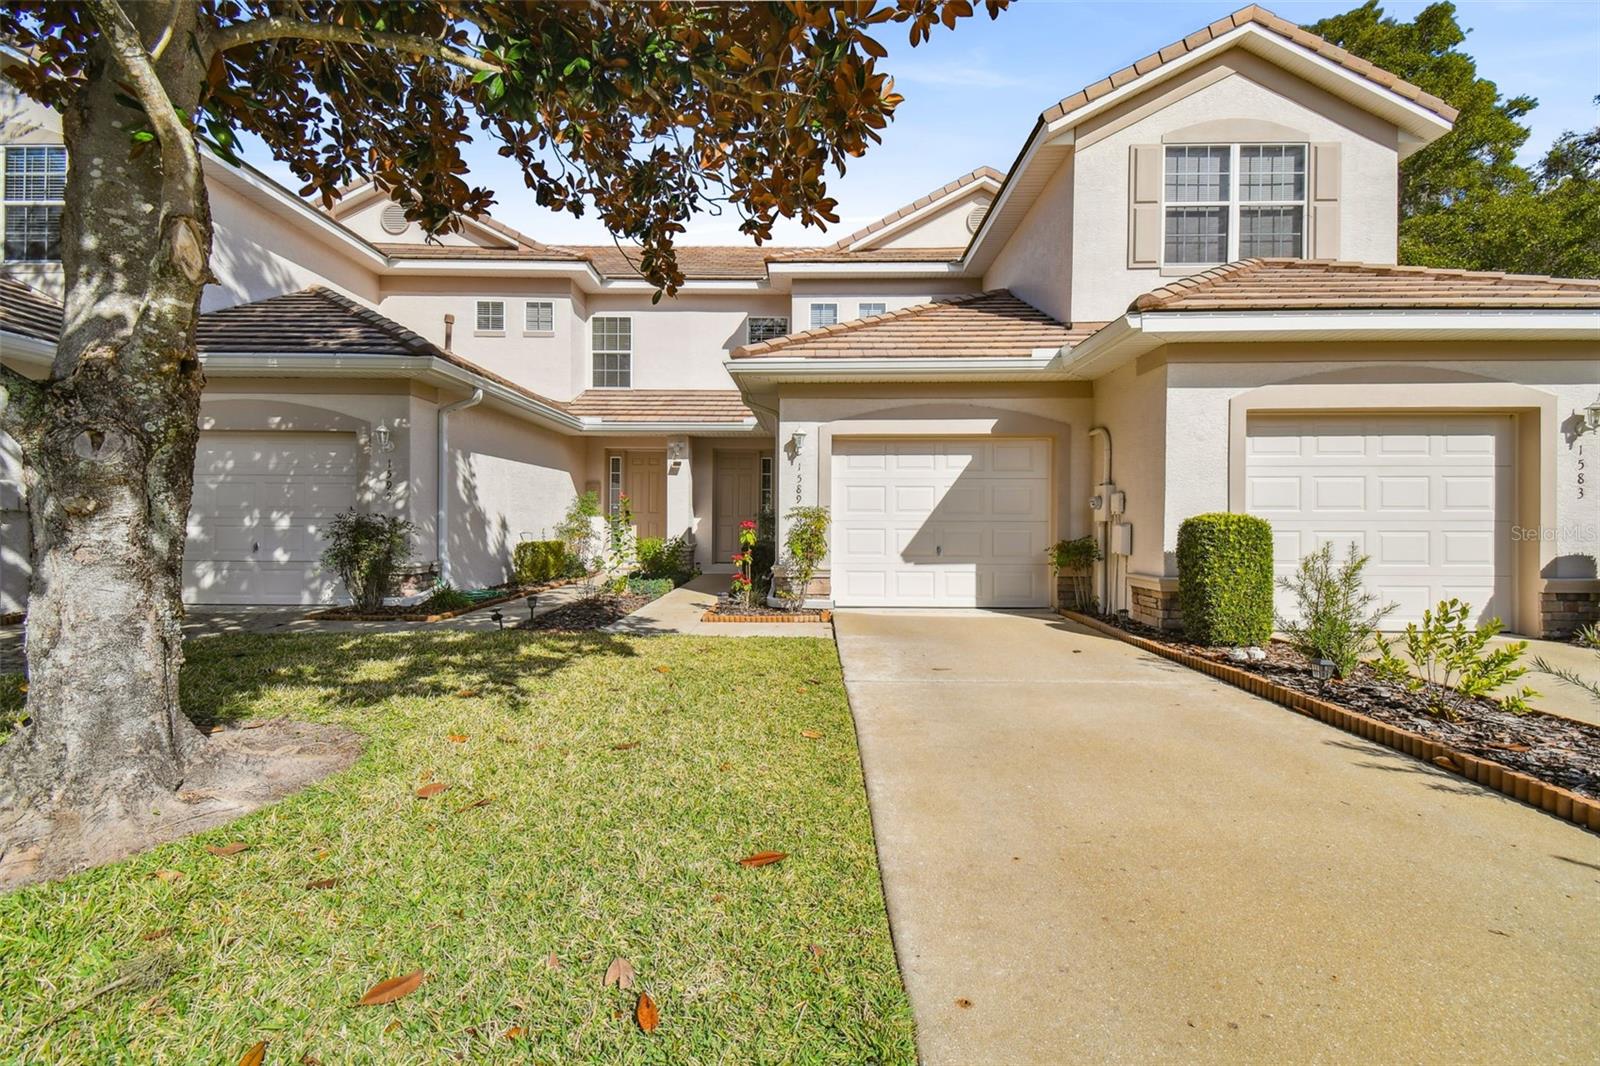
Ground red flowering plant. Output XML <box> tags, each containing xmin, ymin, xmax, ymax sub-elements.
<box><xmin>730</xmin><ymin>519</ymin><xmax>760</xmax><ymax>606</ymax></box>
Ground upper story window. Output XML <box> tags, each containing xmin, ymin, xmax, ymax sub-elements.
<box><xmin>748</xmin><ymin>315</ymin><xmax>788</xmax><ymax>344</ymax></box>
<box><xmin>809</xmin><ymin>303</ymin><xmax>838</xmax><ymax>328</ymax></box>
<box><xmin>3</xmin><ymin>146</ymin><xmax>67</xmax><ymax>262</ymax></box>
<box><xmin>858</xmin><ymin>302</ymin><xmax>886</xmax><ymax>318</ymax></box>
<box><xmin>524</xmin><ymin>300</ymin><xmax>554</xmax><ymax>334</ymax></box>
<box><xmin>1163</xmin><ymin>144</ymin><xmax>1305</xmax><ymax>266</ymax></box>
<box><xmin>475</xmin><ymin>299</ymin><xmax>505</xmax><ymax>333</ymax></box>
<box><xmin>592</xmin><ymin>315</ymin><xmax>632</xmax><ymax>388</ymax></box>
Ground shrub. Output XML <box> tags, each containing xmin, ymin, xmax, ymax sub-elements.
<box><xmin>636</xmin><ymin>535</ymin><xmax>692</xmax><ymax>583</ymax></box>
<box><xmin>513</xmin><ymin>539</ymin><xmax>567</xmax><ymax>585</ymax></box>
<box><xmin>750</xmin><ymin>507</ymin><xmax>776</xmax><ymax>598</ymax></box>
<box><xmin>1275</xmin><ymin>542</ymin><xmax>1394</xmax><ymax>679</ymax></box>
<box><xmin>322</xmin><ymin>510</ymin><xmax>412</xmax><ymax>612</ymax></box>
<box><xmin>1175</xmin><ymin>513</ymin><xmax>1273</xmax><ymax>646</ymax></box>
<box><xmin>422</xmin><ymin>582</ymin><xmax>473</xmax><ymax>612</ymax></box>
<box><xmin>1047</xmin><ymin>535</ymin><xmax>1101</xmax><ymax>612</ymax></box>
<box><xmin>782</xmin><ymin>506</ymin><xmax>830</xmax><ymax>608</ymax></box>
<box><xmin>1373</xmin><ymin>598</ymin><xmax>1538</xmax><ymax>717</ymax></box>
<box><xmin>554</xmin><ymin>491</ymin><xmax>601</xmax><ymax>567</ymax></box>
<box><xmin>625</xmin><ymin>576</ymin><xmax>674</xmax><ymax>600</ymax></box>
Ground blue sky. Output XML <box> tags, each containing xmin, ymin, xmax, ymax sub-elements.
<box><xmin>251</xmin><ymin>1</ymin><xmax>1600</xmax><ymax>246</ymax></box>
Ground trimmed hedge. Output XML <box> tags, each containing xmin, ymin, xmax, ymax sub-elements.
<box><xmin>1176</xmin><ymin>513</ymin><xmax>1274</xmax><ymax>646</ymax></box>
<box><xmin>512</xmin><ymin>540</ymin><xmax>567</xmax><ymax>585</ymax></box>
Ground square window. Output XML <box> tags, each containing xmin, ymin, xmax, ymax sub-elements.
<box><xmin>4</xmin><ymin>146</ymin><xmax>67</xmax><ymax>202</ymax></box>
<box><xmin>858</xmin><ymin>302</ymin><xmax>886</xmax><ymax>318</ymax></box>
<box><xmin>1163</xmin><ymin>206</ymin><xmax>1228</xmax><ymax>265</ymax></box>
<box><xmin>1240</xmin><ymin>206</ymin><xmax>1304</xmax><ymax>257</ymax></box>
<box><xmin>3</xmin><ymin>146</ymin><xmax>67</xmax><ymax>263</ymax></box>
<box><xmin>1164</xmin><ymin>146</ymin><xmax>1230</xmax><ymax>203</ymax></box>
<box><xmin>809</xmin><ymin>303</ymin><xmax>838</xmax><ymax>328</ymax></box>
<box><xmin>1240</xmin><ymin>145</ymin><xmax>1306</xmax><ymax>202</ymax></box>
<box><xmin>3</xmin><ymin>204</ymin><xmax>61</xmax><ymax>262</ymax></box>
<box><xmin>475</xmin><ymin>300</ymin><xmax>505</xmax><ymax>332</ymax></box>
<box><xmin>747</xmin><ymin>315</ymin><xmax>789</xmax><ymax>343</ymax></box>
<box><xmin>524</xmin><ymin>300</ymin><xmax>554</xmax><ymax>333</ymax></box>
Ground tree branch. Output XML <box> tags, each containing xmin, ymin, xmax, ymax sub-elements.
<box><xmin>209</xmin><ymin>18</ymin><xmax>499</xmax><ymax>73</ymax></box>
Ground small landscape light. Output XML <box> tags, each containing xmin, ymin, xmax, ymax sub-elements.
<box><xmin>1312</xmin><ymin>658</ymin><xmax>1337</xmax><ymax>682</ymax></box>
<box><xmin>490</xmin><ymin>608</ymin><xmax>505</xmax><ymax>630</ymax></box>
<box><xmin>526</xmin><ymin>593</ymin><xmax>540</xmax><ymax>621</ymax></box>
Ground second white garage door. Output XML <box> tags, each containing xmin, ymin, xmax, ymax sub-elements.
<box><xmin>1246</xmin><ymin>414</ymin><xmax>1512</xmax><ymax>628</ymax></box>
<box><xmin>832</xmin><ymin>438</ymin><xmax>1051</xmax><ymax>608</ymax></box>
<box><xmin>185</xmin><ymin>432</ymin><xmax>359</xmax><ymax>604</ymax></box>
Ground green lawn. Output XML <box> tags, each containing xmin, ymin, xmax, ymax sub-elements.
<box><xmin>0</xmin><ymin>631</ymin><xmax>914</xmax><ymax>1064</ymax></box>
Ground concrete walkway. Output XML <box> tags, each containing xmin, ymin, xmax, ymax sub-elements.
<box><xmin>836</xmin><ymin>609</ymin><xmax>1600</xmax><ymax>1065</ymax></box>
<box><xmin>604</xmin><ymin>573</ymin><xmax>833</xmax><ymax>637</ymax></box>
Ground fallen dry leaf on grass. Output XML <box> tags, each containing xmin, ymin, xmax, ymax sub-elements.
<box><xmin>206</xmin><ymin>842</ymin><xmax>249</xmax><ymax>857</ymax></box>
<box><xmin>305</xmin><ymin>878</ymin><xmax>337</xmax><ymax>890</ymax></box>
<box><xmin>718</xmin><ymin>761</ymin><xmax>733</xmax><ymax>772</ymax></box>
<box><xmin>800</xmin><ymin>730</ymin><xmax>822</xmax><ymax>740</ymax></box>
<box><xmin>455</xmin><ymin>688</ymin><xmax>479</xmax><ymax>698</ymax></box>
<box><xmin>635</xmin><ymin>992</ymin><xmax>660</xmax><ymax>1033</ymax></box>
<box><xmin>611</xmin><ymin>742</ymin><xmax>639</xmax><ymax>751</ymax></box>
<box><xmin>359</xmin><ymin>970</ymin><xmax>424</xmax><ymax>1006</ymax></box>
<box><xmin>654</xmin><ymin>666</ymin><xmax>671</xmax><ymax>674</ymax></box>
<box><xmin>955</xmin><ymin>997</ymin><xmax>973</xmax><ymax>1009</ymax></box>
<box><xmin>238</xmin><ymin>1040</ymin><xmax>266</xmax><ymax>1066</ymax></box>
<box><xmin>141</xmin><ymin>927</ymin><xmax>174</xmax><ymax>942</ymax></box>
<box><xmin>447</xmin><ymin>733</ymin><xmax>468</xmax><ymax>743</ymax></box>
<box><xmin>455</xmin><ymin>796</ymin><xmax>494</xmax><ymax>813</ymax></box>
<box><xmin>739</xmin><ymin>851</ymin><xmax>786</xmax><ymax>868</ymax></box>
<box><xmin>415</xmin><ymin>783</ymin><xmax>450</xmax><ymax>799</ymax></box>
<box><xmin>503</xmin><ymin>1026</ymin><xmax>524</xmax><ymax>1039</ymax></box>
<box><xmin>545</xmin><ymin>951</ymin><xmax>561</xmax><ymax>970</ymax></box>
<box><xmin>383</xmin><ymin>1020</ymin><xmax>401</xmax><ymax>1033</ymax></box>
<box><xmin>603</xmin><ymin>957</ymin><xmax>635</xmax><ymax>989</ymax></box>
<box><xmin>806</xmin><ymin>943</ymin><xmax>824</xmax><ymax>959</ymax></box>
<box><xmin>152</xmin><ymin>869</ymin><xmax>184</xmax><ymax>883</ymax></box>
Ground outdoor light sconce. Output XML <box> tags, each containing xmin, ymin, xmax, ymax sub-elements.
<box><xmin>790</xmin><ymin>428</ymin><xmax>807</xmax><ymax>454</ymax></box>
<box><xmin>1583</xmin><ymin>393</ymin><xmax>1600</xmax><ymax>435</ymax></box>
<box><xmin>1312</xmin><ymin>658</ymin><xmax>1337</xmax><ymax>683</ymax></box>
<box><xmin>372</xmin><ymin>420</ymin><xmax>395</xmax><ymax>453</ymax></box>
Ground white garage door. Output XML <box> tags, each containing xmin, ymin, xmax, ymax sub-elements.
<box><xmin>832</xmin><ymin>438</ymin><xmax>1051</xmax><ymax>608</ymax></box>
<box><xmin>1246</xmin><ymin>414</ymin><xmax>1512</xmax><ymax>628</ymax></box>
<box><xmin>185</xmin><ymin>432</ymin><xmax>359</xmax><ymax>604</ymax></box>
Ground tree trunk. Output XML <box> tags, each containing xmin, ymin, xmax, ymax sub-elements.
<box><xmin>0</xmin><ymin>10</ymin><xmax>212</xmax><ymax>821</ymax></box>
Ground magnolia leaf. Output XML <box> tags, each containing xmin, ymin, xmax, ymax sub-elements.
<box><xmin>611</xmin><ymin>742</ymin><xmax>639</xmax><ymax>751</ymax></box>
<box><xmin>152</xmin><ymin>869</ymin><xmax>184</xmax><ymax>883</ymax></box>
<box><xmin>800</xmin><ymin>730</ymin><xmax>821</xmax><ymax>740</ymax></box>
<box><xmin>455</xmin><ymin>689</ymin><xmax>479</xmax><ymax>698</ymax></box>
<box><xmin>416</xmin><ymin>783</ymin><xmax>450</xmax><ymax>798</ymax></box>
<box><xmin>359</xmin><ymin>970</ymin><xmax>424</xmax><ymax>1006</ymax></box>
<box><xmin>206</xmin><ymin>842</ymin><xmax>248</xmax><ymax>857</ymax></box>
<box><xmin>447</xmin><ymin>733</ymin><xmax>468</xmax><ymax>743</ymax></box>
<box><xmin>306</xmin><ymin>877</ymin><xmax>338</xmax><ymax>890</ymax></box>
<box><xmin>654</xmin><ymin>665</ymin><xmax>671</xmax><ymax>674</ymax></box>
<box><xmin>739</xmin><ymin>850</ymin><xmax>786</xmax><ymax>868</ymax></box>
<box><xmin>141</xmin><ymin>927</ymin><xmax>175</xmax><ymax>941</ymax></box>
<box><xmin>545</xmin><ymin>951</ymin><xmax>561</xmax><ymax>970</ymax></box>
<box><xmin>604</xmin><ymin>957</ymin><xmax>635</xmax><ymax>989</ymax></box>
<box><xmin>238</xmin><ymin>1040</ymin><xmax>266</xmax><ymax>1066</ymax></box>
<box><xmin>503</xmin><ymin>1026</ymin><xmax>525</xmax><ymax>1039</ymax></box>
<box><xmin>635</xmin><ymin>992</ymin><xmax>660</xmax><ymax>1033</ymax></box>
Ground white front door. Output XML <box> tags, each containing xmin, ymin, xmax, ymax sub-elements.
<box><xmin>185</xmin><ymin>431</ymin><xmax>359</xmax><ymax>604</ymax></box>
<box><xmin>832</xmin><ymin>437</ymin><xmax>1051</xmax><ymax>608</ymax></box>
<box><xmin>1246</xmin><ymin>414</ymin><xmax>1513</xmax><ymax>628</ymax></box>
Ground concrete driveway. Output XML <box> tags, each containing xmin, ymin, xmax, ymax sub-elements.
<box><xmin>836</xmin><ymin>610</ymin><xmax>1600</xmax><ymax>1065</ymax></box>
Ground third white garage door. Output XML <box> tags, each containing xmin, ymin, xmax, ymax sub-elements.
<box><xmin>1246</xmin><ymin>414</ymin><xmax>1513</xmax><ymax>628</ymax></box>
<box><xmin>832</xmin><ymin>438</ymin><xmax>1051</xmax><ymax>608</ymax></box>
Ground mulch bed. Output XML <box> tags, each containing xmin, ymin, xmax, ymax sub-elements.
<box><xmin>518</xmin><ymin>591</ymin><xmax>653</xmax><ymax>632</ymax></box>
<box><xmin>702</xmin><ymin>597</ymin><xmax>831</xmax><ymax>623</ymax></box>
<box><xmin>308</xmin><ymin>578</ymin><xmax>575</xmax><ymax>622</ymax></box>
<box><xmin>1096</xmin><ymin>613</ymin><xmax>1600</xmax><ymax>803</ymax></box>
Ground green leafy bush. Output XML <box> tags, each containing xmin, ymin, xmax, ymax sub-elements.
<box><xmin>321</xmin><ymin>510</ymin><xmax>412</xmax><ymax>612</ymax></box>
<box><xmin>554</xmin><ymin>490</ymin><xmax>601</xmax><ymax>567</ymax></box>
<box><xmin>635</xmin><ymin>535</ymin><xmax>692</xmax><ymax>583</ymax></box>
<box><xmin>422</xmin><ymin>582</ymin><xmax>473</xmax><ymax>612</ymax></box>
<box><xmin>750</xmin><ymin>507</ymin><xmax>776</xmax><ymax>598</ymax></box>
<box><xmin>1275</xmin><ymin>542</ymin><xmax>1395</xmax><ymax>679</ymax></box>
<box><xmin>1047</xmin><ymin>535</ymin><xmax>1101</xmax><ymax>612</ymax></box>
<box><xmin>1175</xmin><ymin>513</ymin><xmax>1274</xmax><ymax>646</ymax></box>
<box><xmin>1373</xmin><ymin>598</ymin><xmax>1538</xmax><ymax>717</ymax></box>
<box><xmin>625</xmin><ymin>576</ymin><xmax>675</xmax><ymax>600</ymax></box>
<box><xmin>513</xmin><ymin>540</ymin><xmax>567</xmax><ymax>585</ymax></box>
<box><xmin>782</xmin><ymin>506</ymin><xmax>830</xmax><ymax>608</ymax></box>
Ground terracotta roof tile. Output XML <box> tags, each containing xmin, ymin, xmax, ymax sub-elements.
<box><xmin>373</xmin><ymin>242</ymin><xmax>587</xmax><ymax>262</ymax></box>
<box><xmin>1131</xmin><ymin>258</ymin><xmax>1600</xmax><ymax>311</ymax></box>
<box><xmin>820</xmin><ymin>166</ymin><xmax>1004</xmax><ymax>251</ymax></box>
<box><xmin>196</xmin><ymin>288</ymin><xmax>445</xmax><ymax>356</ymax></box>
<box><xmin>0</xmin><ymin>276</ymin><xmax>63</xmax><ymax>342</ymax></box>
<box><xmin>566</xmin><ymin>244</ymin><xmax>796</xmax><ymax>280</ymax></box>
<box><xmin>1040</xmin><ymin>4</ymin><xmax>1458</xmax><ymax>126</ymax></box>
<box><xmin>567</xmin><ymin>389</ymin><xmax>753</xmax><ymax>424</ymax></box>
<box><xmin>732</xmin><ymin>290</ymin><xmax>1096</xmax><ymax>360</ymax></box>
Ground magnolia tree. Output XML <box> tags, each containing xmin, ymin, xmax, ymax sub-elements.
<box><xmin>0</xmin><ymin>1</ymin><xmax>1005</xmax><ymax>840</ymax></box>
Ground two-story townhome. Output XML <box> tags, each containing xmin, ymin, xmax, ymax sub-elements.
<box><xmin>3</xmin><ymin>5</ymin><xmax>1597</xmax><ymax>637</ymax></box>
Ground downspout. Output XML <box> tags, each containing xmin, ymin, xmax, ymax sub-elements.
<box><xmin>436</xmin><ymin>388</ymin><xmax>483</xmax><ymax>585</ymax></box>
<box><xmin>1087</xmin><ymin>426</ymin><xmax>1113</xmax><ymax>611</ymax></box>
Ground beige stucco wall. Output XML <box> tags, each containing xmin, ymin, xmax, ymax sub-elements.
<box><xmin>328</xmin><ymin>189</ymin><xmax>499</xmax><ymax>246</ymax></box>
<box><xmin>1087</xmin><ymin>359</ymin><xmax>1170</xmax><ymax>590</ymax></box>
<box><xmin>983</xmin><ymin>156</ymin><xmax>1077</xmax><ymax>325</ymax></box>
<box><xmin>787</xmin><ymin>278</ymin><xmax>980</xmax><ymax>330</ymax></box>
<box><xmin>858</xmin><ymin>185</ymin><xmax>992</xmax><ymax>250</ymax></box>
<box><xmin>205</xmin><ymin>180</ymin><xmax>382</xmax><ymax>311</ymax></box>
<box><xmin>584</xmin><ymin>291</ymin><xmax>790</xmax><ymax>391</ymax></box>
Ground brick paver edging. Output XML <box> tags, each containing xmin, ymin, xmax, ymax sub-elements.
<box><xmin>309</xmin><ymin>578</ymin><xmax>578</xmax><ymax>623</ymax></box>
<box><xmin>700</xmin><ymin>610</ymin><xmax>833</xmax><ymax>624</ymax></box>
<box><xmin>1061</xmin><ymin>610</ymin><xmax>1600</xmax><ymax>833</ymax></box>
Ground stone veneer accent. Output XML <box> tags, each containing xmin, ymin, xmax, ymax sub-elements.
<box><xmin>1129</xmin><ymin>583</ymin><xmax>1182</xmax><ymax>631</ymax></box>
<box><xmin>1541</xmin><ymin>587</ymin><xmax>1600</xmax><ymax>638</ymax></box>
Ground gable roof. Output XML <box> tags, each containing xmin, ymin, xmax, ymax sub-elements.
<box><xmin>1131</xmin><ymin>259</ymin><xmax>1600</xmax><ymax>311</ymax></box>
<box><xmin>0</xmin><ymin>275</ymin><xmax>62</xmax><ymax>342</ymax></box>
<box><xmin>197</xmin><ymin>287</ymin><xmax>447</xmax><ymax>356</ymax></box>
<box><xmin>822</xmin><ymin>166</ymin><xmax>1004</xmax><ymax>252</ymax></box>
<box><xmin>732</xmin><ymin>290</ymin><xmax>1097</xmax><ymax>360</ymax></box>
<box><xmin>1043</xmin><ymin>4</ymin><xmax>1456</xmax><ymax>128</ymax></box>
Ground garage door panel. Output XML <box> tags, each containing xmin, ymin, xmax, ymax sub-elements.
<box><xmin>833</xmin><ymin>438</ymin><xmax>1050</xmax><ymax>608</ymax></box>
<box><xmin>1248</xmin><ymin>415</ymin><xmax>1510</xmax><ymax>628</ymax></box>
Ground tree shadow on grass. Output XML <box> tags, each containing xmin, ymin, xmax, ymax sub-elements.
<box><xmin>182</xmin><ymin>629</ymin><xmax>643</xmax><ymax>729</ymax></box>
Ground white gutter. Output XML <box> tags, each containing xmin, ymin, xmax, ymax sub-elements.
<box><xmin>0</xmin><ymin>330</ymin><xmax>56</xmax><ymax>366</ymax></box>
<box><xmin>724</xmin><ymin>354</ymin><xmax>1063</xmax><ymax>379</ymax></box>
<box><xmin>435</xmin><ymin>387</ymin><xmax>483</xmax><ymax>585</ymax></box>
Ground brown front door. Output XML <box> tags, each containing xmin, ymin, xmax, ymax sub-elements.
<box><xmin>714</xmin><ymin>451</ymin><xmax>764</xmax><ymax>558</ymax></box>
<box><xmin>622</xmin><ymin>451</ymin><xmax>666</xmax><ymax>540</ymax></box>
